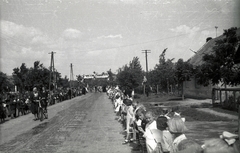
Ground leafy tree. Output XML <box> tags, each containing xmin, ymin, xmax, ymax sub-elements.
<box><xmin>196</xmin><ymin>27</ymin><xmax>240</xmax><ymax>86</ymax></box>
<box><xmin>59</xmin><ymin>75</ymin><xmax>70</xmax><ymax>88</ymax></box>
<box><xmin>107</xmin><ymin>69</ymin><xmax>116</xmax><ymax>86</ymax></box>
<box><xmin>12</xmin><ymin>63</ymin><xmax>29</xmax><ymax>92</ymax></box>
<box><xmin>28</xmin><ymin>61</ymin><xmax>50</xmax><ymax>89</ymax></box>
<box><xmin>0</xmin><ymin>72</ymin><xmax>13</xmax><ymax>93</ymax></box>
<box><xmin>148</xmin><ymin>48</ymin><xmax>175</xmax><ymax>93</ymax></box>
<box><xmin>116</xmin><ymin>57</ymin><xmax>143</xmax><ymax>92</ymax></box>
<box><xmin>12</xmin><ymin>61</ymin><xmax>56</xmax><ymax>91</ymax></box>
<box><xmin>175</xmin><ymin>59</ymin><xmax>194</xmax><ymax>98</ymax></box>
<box><xmin>175</xmin><ymin>59</ymin><xmax>193</xmax><ymax>83</ymax></box>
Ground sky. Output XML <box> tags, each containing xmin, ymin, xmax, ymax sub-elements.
<box><xmin>1</xmin><ymin>0</ymin><xmax>240</xmax><ymax>79</ymax></box>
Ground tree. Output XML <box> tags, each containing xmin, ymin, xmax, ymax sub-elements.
<box><xmin>0</xmin><ymin>72</ymin><xmax>13</xmax><ymax>93</ymax></box>
<box><xmin>107</xmin><ymin>69</ymin><xmax>116</xmax><ymax>86</ymax></box>
<box><xmin>29</xmin><ymin>61</ymin><xmax>50</xmax><ymax>89</ymax></box>
<box><xmin>59</xmin><ymin>75</ymin><xmax>69</xmax><ymax>88</ymax></box>
<box><xmin>116</xmin><ymin>57</ymin><xmax>143</xmax><ymax>92</ymax></box>
<box><xmin>196</xmin><ymin>27</ymin><xmax>240</xmax><ymax>86</ymax></box>
<box><xmin>12</xmin><ymin>61</ymin><xmax>53</xmax><ymax>91</ymax></box>
<box><xmin>12</xmin><ymin>63</ymin><xmax>29</xmax><ymax>92</ymax></box>
<box><xmin>175</xmin><ymin>59</ymin><xmax>194</xmax><ymax>99</ymax></box>
<box><xmin>148</xmin><ymin>48</ymin><xmax>175</xmax><ymax>93</ymax></box>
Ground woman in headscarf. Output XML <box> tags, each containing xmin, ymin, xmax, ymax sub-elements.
<box><xmin>30</xmin><ymin>87</ymin><xmax>40</xmax><ymax>121</ymax></box>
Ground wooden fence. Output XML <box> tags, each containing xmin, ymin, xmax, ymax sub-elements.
<box><xmin>212</xmin><ymin>87</ymin><xmax>240</xmax><ymax>141</ymax></box>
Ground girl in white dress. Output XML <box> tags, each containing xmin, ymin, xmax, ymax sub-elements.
<box><xmin>143</xmin><ymin>111</ymin><xmax>158</xmax><ymax>153</ymax></box>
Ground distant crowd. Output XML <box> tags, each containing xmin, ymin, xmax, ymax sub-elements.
<box><xmin>107</xmin><ymin>86</ymin><xmax>239</xmax><ymax>153</ymax></box>
<box><xmin>0</xmin><ymin>86</ymin><xmax>89</xmax><ymax>122</ymax></box>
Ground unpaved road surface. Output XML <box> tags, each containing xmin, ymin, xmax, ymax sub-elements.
<box><xmin>0</xmin><ymin>93</ymin><xmax>238</xmax><ymax>153</ymax></box>
<box><xmin>0</xmin><ymin>93</ymin><xmax>136</xmax><ymax>153</ymax></box>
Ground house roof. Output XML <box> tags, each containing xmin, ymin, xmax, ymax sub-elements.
<box><xmin>188</xmin><ymin>28</ymin><xmax>240</xmax><ymax>66</ymax></box>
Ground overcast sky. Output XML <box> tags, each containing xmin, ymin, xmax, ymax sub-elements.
<box><xmin>1</xmin><ymin>0</ymin><xmax>240</xmax><ymax>78</ymax></box>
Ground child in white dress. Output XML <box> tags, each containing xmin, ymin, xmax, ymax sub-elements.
<box><xmin>143</xmin><ymin>111</ymin><xmax>158</xmax><ymax>153</ymax></box>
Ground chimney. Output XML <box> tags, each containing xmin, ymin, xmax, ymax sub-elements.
<box><xmin>206</xmin><ymin>37</ymin><xmax>212</xmax><ymax>42</ymax></box>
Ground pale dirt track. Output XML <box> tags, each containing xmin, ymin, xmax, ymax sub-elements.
<box><xmin>0</xmin><ymin>94</ymin><xmax>238</xmax><ymax>152</ymax></box>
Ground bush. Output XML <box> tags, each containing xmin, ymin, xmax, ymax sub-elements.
<box><xmin>133</xmin><ymin>94</ymin><xmax>141</xmax><ymax>99</ymax></box>
<box><xmin>222</xmin><ymin>96</ymin><xmax>238</xmax><ymax>112</ymax></box>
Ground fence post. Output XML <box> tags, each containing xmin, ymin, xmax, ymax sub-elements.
<box><xmin>239</xmin><ymin>105</ymin><xmax>240</xmax><ymax>139</ymax></box>
<box><xmin>220</xmin><ymin>90</ymin><xmax>222</xmax><ymax>106</ymax></box>
<box><xmin>212</xmin><ymin>88</ymin><xmax>215</xmax><ymax>106</ymax></box>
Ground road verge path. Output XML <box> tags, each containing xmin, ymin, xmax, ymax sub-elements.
<box><xmin>55</xmin><ymin>93</ymin><xmax>133</xmax><ymax>153</ymax></box>
<box><xmin>0</xmin><ymin>93</ymin><xmax>135</xmax><ymax>153</ymax></box>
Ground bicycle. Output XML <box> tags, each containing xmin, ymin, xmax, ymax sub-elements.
<box><xmin>38</xmin><ymin>99</ymin><xmax>48</xmax><ymax>121</ymax></box>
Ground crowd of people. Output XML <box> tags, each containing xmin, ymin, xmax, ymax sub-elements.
<box><xmin>0</xmin><ymin>86</ymin><xmax>88</xmax><ymax>122</ymax></box>
<box><xmin>0</xmin><ymin>85</ymin><xmax>239</xmax><ymax>152</ymax></box>
<box><xmin>107</xmin><ymin>86</ymin><xmax>239</xmax><ymax>153</ymax></box>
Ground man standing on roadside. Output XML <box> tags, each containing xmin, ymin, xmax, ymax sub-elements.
<box><xmin>40</xmin><ymin>87</ymin><xmax>48</xmax><ymax>119</ymax></box>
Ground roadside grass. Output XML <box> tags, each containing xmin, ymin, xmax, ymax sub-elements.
<box><xmin>179</xmin><ymin>107</ymin><xmax>233</xmax><ymax>121</ymax></box>
<box><xmin>135</xmin><ymin>93</ymin><xmax>237</xmax><ymax>122</ymax></box>
<box><xmin>211</xmin><ymin>107</ymin><xmax>238</xmax><ymax>116</ymax></box>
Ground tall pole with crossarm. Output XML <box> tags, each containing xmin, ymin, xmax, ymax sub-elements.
<box><xmin>49</xmin><ymin>51</ymin><xmax>56</xmax><ymax>91</ymax></box>
<box><xmin>70</xmin><ymin>63</ymin><xmax>74</xmax><ymax>99</ymax></box>
<box><xmin>142</xmin><ymin>50</ymin><xmax>151</xmax><ymax>95</ymax></box>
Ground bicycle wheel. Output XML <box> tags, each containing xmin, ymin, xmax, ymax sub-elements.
<box><xmin>39</xmin><ymin>108</ymin><xmax>43</xmax><ymax>121</ymax></box>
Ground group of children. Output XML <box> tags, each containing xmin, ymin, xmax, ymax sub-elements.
<box><xmin>107</xmin><ymin>87</ymin><xmax>239</xmax><ymax>153</ymax></box>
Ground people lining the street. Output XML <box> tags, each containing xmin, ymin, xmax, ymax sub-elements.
<box><xmin>155</xmin><ymin>116</ymin><xmax>173</xmax><ymax>153</ymax></box>
<box><xmin>143</xmin><ymin>111</ymin><xmax>158</xmax><ymax>153</ymax></box>
<box><xmin>201</xmin><ymin>131</ymin><xmax>239</xmax><ymax>153</ymax></box>
<box><xmin>123</xmin><ymin>98</ymin><xmax>134</xmax><ymax>144</ymax></box>
<box><xmin>40</xmin><ymin>87</ymin><xmax>48</xmax><ymax>120</ymax></box>
<box><xmin>30</xmin><ymin>87</ymin><xmax>41</xmax><ymax>121</ymax></box>
<box><xmin>176</xmin><ymin>139</ymin><xmax>202</xmax><ymax>153</ymax></box>
<box><xmin>0</xmin><ymin>86</ymin><xmax>85</xmax><ymax>123</ymax></box>
<box><xmin>1</xmin><ymin>85</ymin><xmax>239</xmax><ymax>153</ymax></box>
<box><xmin>108</xmin><ymin>86</ymin><xmax>239</xmax><ymax>153</ymax></box>
<box><xmin>167</xmin><ymin>116</ymin><xmax>188</xmax><ymax>153</ymax></box>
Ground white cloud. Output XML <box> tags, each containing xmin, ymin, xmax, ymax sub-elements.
<box><xmin>97</xmin><ymin>34</ymin><xmax>123</xmax><ymax>39</ymax></box>
<box><xmin>1</xmin><ymin>20</ymin><xmax>42</xmax><ymax>39</ymax></box>
<box><xmin>1</xmin><ymin>20</ymin><xmax>53</xmax><ymax>48</ymax></box>
<box><xmin>170</xmin><ymin>25</ymin><xmax>200</xmax><ymax>38</ymax></box>
<box><xmin>62</xmin><ymin>28</ymin><xmax>82</xmax><ymax>40</ymax></box>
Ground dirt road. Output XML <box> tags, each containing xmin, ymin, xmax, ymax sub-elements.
<box><xmin>0</xmin><ymin>93</ymin><xmax>137</xmax><ymax>153</ymax></box>
<box><xmin>0</xmin><ymin>93</ymin><xmax>238</xmax><ymax>153</ymax></box>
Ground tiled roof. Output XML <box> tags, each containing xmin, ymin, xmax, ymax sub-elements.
<box><xmin>188</xmin><ymin>28</ymin><xmax>240</xmax><ymax>66</ymax></box>
<box><xmin>188</xmin><ymin>35</ymin><xmax>223</xmax><ymax>66</ymax></box>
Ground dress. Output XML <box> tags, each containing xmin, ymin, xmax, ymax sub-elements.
<box><xmin>161</xmin><ymin>130</ymin><xmax>173</xmax><ymax>153</ymax></box>
<box><xmin>30</xmin><ymin>92</ymin><xmax>40</xmax><ymax>115</ymax></box>
<box><xmin>145</xmin><ymin>120</ymin><xmax>158</xmax><ymax>153</ymax></box>
<box><xmin>40</xmin><ymin>91</ymin><xmax>48</xmax><ymax>109</ymax></box>
<box><xmin>126</xmin><ymin>105</ymin><xmax>134</xmax><ymax>133</ymax></box>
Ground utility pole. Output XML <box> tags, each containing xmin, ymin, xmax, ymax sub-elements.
<box><xmin>215</xmin><ymin>26</ymin><xmax>218</xmax><ymax>37</ymax></box>
<box><xmin>142</xmin><ymin>50</ymin><xmax>151</xmax><ymax>73</ymax></box>
<box><xmin>49</xmin><ymin>51</ymin><xmax>56</xmax><ymax>91</ymax></box>
<box><xmin>49</xmin><ymin>51</ymin><xmax>56</xmax><ymax>105</ymax></box>
<box><xmin>142</xmin><ymin>50</ymin><xmax>151</xmax><ymax>95</ymax></box>
<box><xmin>70</xmin><ymin>63</ymin><xmax>74</xmax><ymax>99</ymax></box>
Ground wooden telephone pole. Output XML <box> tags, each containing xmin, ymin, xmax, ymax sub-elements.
<box><xmin>70</xmin><ymin>63</ymin><xmax>74</xmax><ymax>99</ymax></box>
<box><xmin>142</xmin><ymin>50</ymin><xmax>151</xmax><ymax>95</ymax></box>
<box><xmin>49</xmin><ymin>51</ymin><xmax>56</xmax><ymax>91</ymax></box>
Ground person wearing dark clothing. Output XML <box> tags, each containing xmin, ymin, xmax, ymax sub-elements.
<box><xmin>30</xmin><ymin>87</ymin><xmax>40</xmax><ymax>121</ymax></box>
<box><xmin>82</xmin><ymin>87</ymin><xmax>86</xmax><ymax>95</ymax></box>
<box><xmin>40</xmin><ymin>87</ymin><xmax>48</xmax><ymax>119</ymax></box>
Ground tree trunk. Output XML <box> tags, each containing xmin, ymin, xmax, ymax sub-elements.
<box><xmin>182</xmin><ymin>81</ymin><xmax>184</xmax><ymax>100</ymax></box>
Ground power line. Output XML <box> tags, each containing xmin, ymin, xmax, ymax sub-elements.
<box><xmin>75</xmin><ymin>27</ymin><xmax>214</xmax><ymax>53</ymax></box>
<box><xmin>0</xmin><ymin>26</ymin><xmax>214</xmax><ymax>54</ymax></box>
